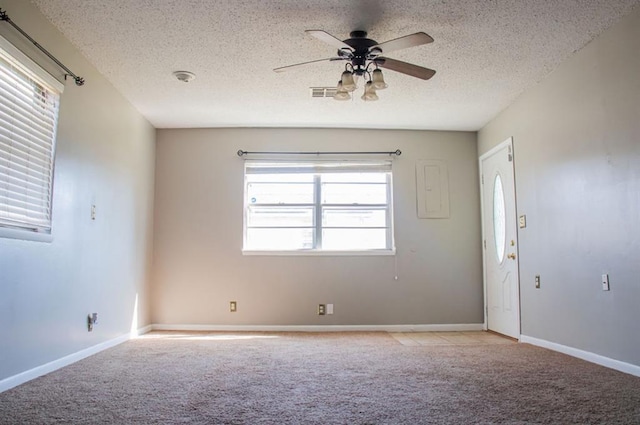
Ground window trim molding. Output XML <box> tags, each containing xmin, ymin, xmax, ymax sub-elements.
<box><xmin>0</xmin><ymin>36</ymin><xmax>64</xmax><ymax>93</ymax></box>
<box><xmin>242</xmin><ymin>249</ymin><xmax>396</xmax><ymax>256</ymax></box>
<box><xmin>0</xmin><ymin>35</ymin><xmax>63</xmax><ymax>242</ymax></box>
<box><xmin>242</xmin><ymin>158</ymin><xmax>396</xmax><ymax>255</ymax></box>
<box><xmin>0</xmin><ymin>226</ymin><xmax>53</xmax><ymax>242</ymax></box>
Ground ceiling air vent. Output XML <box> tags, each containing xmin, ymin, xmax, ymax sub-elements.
<box><xmin>310</xmin><ymin>87</ymin><xmax>337</xmax><ymax>98</ymax></box>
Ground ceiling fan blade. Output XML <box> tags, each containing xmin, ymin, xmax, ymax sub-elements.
<box><xmin>374</xmin><ymin>57</ymin><xmax>436</xmax><ymax>80</ymax></box>
<box><xmin>306</xmin><ymin>30</ymin><xmax>353</xmax><ymax>51</ymax></box>
<box><xmin>372</xmin><ymin>32</ymin><xmax>434</xmax><ymax>54</ymax></box>
<box><xmin>274</xmin><ymin>57</ymin><xmax>342</xmax><ymax>73</ymax></box>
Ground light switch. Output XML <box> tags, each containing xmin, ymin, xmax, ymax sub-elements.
<box><xmin>91</xmin><ymin>204</ymin><xmax>96</xmax><ymax>220</ymax></box>
<box><xmin>602</xmin><ymin>274</ymin><xmax>610</xmax><ymax>291</ymax></box>
<box><xmin>518</xmin><ymin>215</ymin><xmax>526</xmax><ymax>228</ymax></box>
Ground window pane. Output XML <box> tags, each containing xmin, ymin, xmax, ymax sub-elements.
<box><xmin>322</xmin><ymin>228</ymin><xmax>388</xmax><ymax>250</ymax></box>
<box><xmin>322</xmin><ymin>172</ymin><xmax>387</xmax><ymax>183</ymax></box>
<box><xmin>243</xmin><ymin>162</ymin><xmax>394</xmax><ymax>252</ymax></box>
<box><xmin>247</xmin><ymin>182</ymin><xmax>314</xmax><ymax>204</ymax></box>
<box><xmin>0</xmin><ymin>43</ymin><xmax>61</xmax><ymax>235</ymax></box>
<box><xmin>246</xmin><ymin>228</ymin><xmax>313</xmax><ymax>250</ymax></box>
<box><xmin>322</xmin><ymin>183</ymin><xmax>387</xmax><ymax>204</ymax></box>
<box><xmin>323</xmin><ymin>208</ymin><xmax>386</xmax><ymax>228</ymax></box>
<box><xmin>247</xmin><ymin>207</ymin><xmax>314</xmax><ymax>227</ymax></box>
<box><xmin>246</xmin><ymin>173</ymin><xmax>314</xmax><ymax>183</ymax></box>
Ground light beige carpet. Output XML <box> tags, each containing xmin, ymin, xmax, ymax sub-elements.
<box><xmin>1</xmin><ymin>331</ymin><xmax>639</xmax><ymax>424</ymax></box>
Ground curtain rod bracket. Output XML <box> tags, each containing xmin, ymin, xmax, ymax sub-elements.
<box><xmin>0</xmin><ymin>8</ymin><xmax>85</xmax><ymax>87</ymax></box>
<box><xmin>65</xmin><ymin>74</ymin><xmax>85</xmax><ymax>86</ymax></box>
<box><xmin>238</xmin><ymin>149</ymin><xmax>401</xmax><ymax>157</ymax></box>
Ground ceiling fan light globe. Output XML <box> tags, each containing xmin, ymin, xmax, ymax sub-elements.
<box><xmin>361</xmin><ymin>81</ymin><xmax>379</xmax><ymax>101</ymax></box>
<box><xmin>334</xmin><ymin>80</ymin><xmax>351</xmax><ymax>100</ymax></box>
<box><xmin>372</xmin><ymin>69</ymin><xmax>388</xmax><ymax>90</ymax></box>
<box><xmin>341</xmin><ymin>70</ymin><xmax>357</xmax><ymax>92</ymax></box>
<box><xmin>361</xmin><ymin>92</ymin><xmax>379</xmax><ymax>101</ymax></box>
<box><xmin>334</xmin><ymin>91</ymin><xmax>351</xmax><ymax>101</ymax></box>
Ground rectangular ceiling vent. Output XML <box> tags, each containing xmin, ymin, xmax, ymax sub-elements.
<box><xmin>310</xmin><ymin>87</ymin><xmax>337</xmax><ymax>98</ymax></box>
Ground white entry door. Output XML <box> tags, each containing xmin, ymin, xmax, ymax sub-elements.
<box><xmin>480</xmin><ymin>138</ymin><xmax>520</xmax><ymax>339</ymax></box>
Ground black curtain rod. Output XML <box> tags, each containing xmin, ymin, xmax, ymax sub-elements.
<box><xmin>0</xmin><ymin>8</ymin><xmax>85</xmax><ymax>86</ymax></box>
<box><xmin>237</xmin><ymin>149</ymin><xmax>401</xmax><ymax>157</ymax></box>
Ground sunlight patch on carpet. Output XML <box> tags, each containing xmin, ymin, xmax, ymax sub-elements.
<box><xmin>139</xmin><ymin>332</ymin><xmax>280</xmax><ymax>341</ymax></box>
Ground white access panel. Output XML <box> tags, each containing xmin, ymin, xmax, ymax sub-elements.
<box><xmin>416</xmin><ymin>159</ymin><xmax>450</xmax><ymax>219</ymax></box>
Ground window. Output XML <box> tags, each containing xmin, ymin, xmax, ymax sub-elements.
<box><xmin>243</xmin><ymin>160</ymin><xmax>395</xmax><ymax>254</ymax></box>
<box><xmin>0</xmin><ymin>37</ymin><xmax>63</xmax><ymax>241</ymax></box>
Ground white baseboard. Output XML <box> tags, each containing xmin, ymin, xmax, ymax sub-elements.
<box><xmin>521</xmin><ymin>335</ymin><xmax>640</xmax><ymax>378</ymax></box>
<box><xmin>0</xmin><ymin>325</ymin><xmax>152</xmax><ymax>394</ymax></box>
<box><xmin>131</xmin><ymin>324</ymin><xmax>153</xmax><ymax>337</ymax></box>
<box><xmin>151</xmin><ymin>323</ymin><xmax>485</xmax><ymax>332</ymax></box>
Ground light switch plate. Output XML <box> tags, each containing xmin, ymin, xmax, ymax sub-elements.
<box><xmin>601</xmin><ymin>274</ymin><xmax>610</xmax><ymax>291</ymax></box>
<box><xmin>518</xmin><ymin>215</ymin><xmax>526</xmax><ymax>228</ymax></box>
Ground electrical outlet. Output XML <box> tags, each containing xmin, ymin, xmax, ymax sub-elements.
<box><xmin>602</xmin><ymin>274</ymin><xmax>610</xmax><ymax>291</ymax></box>
<box><xmin>318</xmin><ymin>304</ymin><xmax>326</xmax><ymax>315</ymax></box>
<box><xmin>535</xmin><ymin>275</ymin><xmax>540</xmax><ymax>289</ymax></box>
<box><xmin>230</xmin><ymin>301</ymin><xmax>237</xmax><ymax>312</ymax></box>
<box><xmin>87</xmin><ymin>312</ymin><xmax>98</xmax><ymax>332</ymax></box>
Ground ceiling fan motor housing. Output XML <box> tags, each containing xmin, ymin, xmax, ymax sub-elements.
<box><xmin>342</xmin><ymin>31</ymin><xmax>380</xmax><ymax>74</ymax></box>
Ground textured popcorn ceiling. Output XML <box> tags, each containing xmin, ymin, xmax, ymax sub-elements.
<box><xmin>32</xmin><ymin>0</ymin><xmax>640</xmax><ymax>130</ymax></box>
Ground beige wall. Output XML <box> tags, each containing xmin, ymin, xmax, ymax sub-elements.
<box><xmin>479</xmin><ymin>7</ymin><xmax>640</xmax><ymax>366</ymax></box>
<box><xmin>0</xmin><ymin>0</ymin><xmax>155</xmax><ymax>382</ymax></box>
<box><xmin>153</xmin><ymin>128</ymin><xmax>482</xmax><ymax>326</ymax></box>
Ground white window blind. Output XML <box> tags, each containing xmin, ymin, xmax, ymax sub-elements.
<box><xmin>243</xmin><ymin>159</ymin><xmax>395</xmax><ymax>254</ymax></box>
<box><xmin>0</xmin><ymin>37</ymin><xmax>63</xmax><ymax>236</ymax></box>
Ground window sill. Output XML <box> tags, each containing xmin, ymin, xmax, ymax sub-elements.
<box><xmin>242</xmin><ymin>249</ymin><xmax>396</xmax><ymax>256</ymax></box>
<box><xmin>0</xmin><ymin>227</ymin><xmax>53</xmax><ymax>243</ymax></box>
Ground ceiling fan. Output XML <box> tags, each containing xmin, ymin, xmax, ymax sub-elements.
<box><xmin>274</xmin><ymin>30</ymin><xmax>436</xmax><ymax>101</ymax></box>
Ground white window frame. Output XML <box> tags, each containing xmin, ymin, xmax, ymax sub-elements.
<box><xmin>242</xmin><ymin>159</ymin><xmax>396</xmax><ymax>256</ymax></box>
<box><xmin>0</xmin><ymin>36</ymin><xmax>64</xmax><ymax>242</ymax></box>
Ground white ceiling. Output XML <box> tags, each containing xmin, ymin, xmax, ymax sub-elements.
<box><xmin>32</xmin><ymin>0</ymin><xmax>640</xmax><ymax>131</ymax></box>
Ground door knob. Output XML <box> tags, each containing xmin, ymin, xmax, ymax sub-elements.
<box><xmin>507</xmin><ymin>253</ymin><xmax>516</xmax><ymax>260</ymax></box>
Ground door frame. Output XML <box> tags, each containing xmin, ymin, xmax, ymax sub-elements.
<box><xmin>478</xmin><ymin>137</ymin><xmax>521</xmax><ymax>338</ymax></box>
